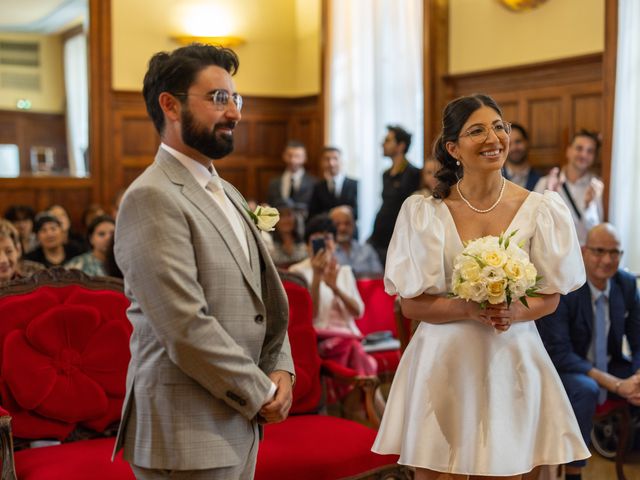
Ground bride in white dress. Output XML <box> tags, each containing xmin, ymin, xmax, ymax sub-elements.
<box><xmin>372</xmin><ymin>94</ymin><xmax>590</xmax><ymax>480</ymax></box>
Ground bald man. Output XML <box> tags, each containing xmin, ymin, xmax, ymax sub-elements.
<box><xmin>329</xmin><ymin>206</ymin><xmax>382</xmax><ymax>276</ymax></box>
<box><xmin>538</xmin><ymin>223</ymin><xmax>640</xmax><ymax>480</ymax></box>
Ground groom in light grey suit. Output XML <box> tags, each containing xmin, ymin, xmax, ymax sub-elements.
<box><xmin>113</xmin><ymin>44</ymin><xmax>294</xmax><ymax>479</ymax></box>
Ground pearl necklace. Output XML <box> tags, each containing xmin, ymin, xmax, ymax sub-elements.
<box><xmin>456</xmin><ymin>177</ymin><xmax>506</xmax><ymax>213</ymax></box>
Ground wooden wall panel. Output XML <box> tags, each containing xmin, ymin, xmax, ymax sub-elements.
<box><xmin>109</xmin><ymin>92</ymin><xmax>321</xmax><ymax>204</ymax></box>
<box><xmin>572</xmin><ymin>93</ymin><xmax>602</xmax><ymax>134</ymax></box>
<box><xmin>0</xmin><ymin>179</ymin><xmax>93</xmax><ymax>231</ymax></box>
<box><xmin>446</xmin><ymin>54</ymin><xmax>603</xmax><ymax>173</ymax></box>
<box><xmin>0</xmin><ymin>110</ymin><xmax>68</xmax><ymax>175</ymax></box>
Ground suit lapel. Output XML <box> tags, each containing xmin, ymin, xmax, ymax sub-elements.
<box><xmin>157</xmin><ymin>152</ymin><xmax>260</xmax><ymax>300</ymax></box>
<box><xmin>578</xmin><ymin>284</ymin><xmax>594</xmax><ymax>337</ymax></box>
<box><xmin>608</xmin><ymin>279</ymin><xmax>625</xmax><ymax>348</ymax></box>
<box><xmin>223</xmin><ymin>183</ymin><xmax>287</xmax><ymax>315</ymax></box>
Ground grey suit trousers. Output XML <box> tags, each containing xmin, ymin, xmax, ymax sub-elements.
<box><xmin>129</xmin><ymin>422</ymin><xmax>259</xmax><ymax>480</ymax></box>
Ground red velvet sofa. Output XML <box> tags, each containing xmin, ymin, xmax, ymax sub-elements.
<box><xmin>0</xmin><ymin>268</ymin><xmax>407</xmax><ymax>479</ymax></box>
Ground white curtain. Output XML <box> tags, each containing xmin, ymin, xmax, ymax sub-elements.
<box><xmin>326</xmin><ymin>0</ymin><xmax>423</xmax><ymax>239</ymax></box>
<box><xmin>63</xmin><ymin>33</ymin><xmax>89</xmax><ymax>177</ymax></box>
<box><xmin>609</xmin><ymin>0</ymin><xmax>640</xmax><ymax>274</ymax></box>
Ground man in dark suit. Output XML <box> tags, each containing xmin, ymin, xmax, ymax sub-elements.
<box><xmin>267</xmin><ymin>140</ymin><xmax>317</xmax><ymax>216</ymax></box>
<box><xmin>538</xmin><ymin>223</ymin><xmax>640</xmax><ymax>480</ymax></box>
<box><xmin>308</xmin><ymin>146</ymin><xmax>358</xmax><ymax>220</ymax></box>
<box><xmin>501</xmin><ymin>123</ymin><xmax>541</xmax><ymax>191</ymax></box>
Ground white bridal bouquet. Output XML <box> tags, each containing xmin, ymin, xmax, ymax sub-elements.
<box><xmin>450</xmin><ymin>230</ymin><xmax>541</xmax><ymax>308</ymax></box>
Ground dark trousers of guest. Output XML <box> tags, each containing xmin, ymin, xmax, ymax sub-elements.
<box><xmin>560</xmin><ymin>360</ymin><xmax>633</xmax><ymax>468</ymax></box>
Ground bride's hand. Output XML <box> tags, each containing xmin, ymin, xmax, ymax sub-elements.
<box><xmin>464</xmin><ymin>301</ymin><xmax>495</xmax><ymax>328</ymax></box>
<box><xmin>484</xmin><ymin>302</ymin><xmax>520</xmax><ymax>332</ymax></box>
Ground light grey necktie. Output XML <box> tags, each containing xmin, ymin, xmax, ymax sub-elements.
<box><xmin>206</xmin><ymin>175</ymin><xmax>249</xmax><ymax>261</ymax></box>
<box><xmin>594</xmin><ymin>293</ymin><xmax>608</xmax><ymax>404</ymax></box>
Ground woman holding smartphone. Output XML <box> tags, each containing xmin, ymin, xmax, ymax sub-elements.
<box><xmin>289</xmin><ymin>214</ymin><xmax>376</xmax><ymax>376</ymax></box>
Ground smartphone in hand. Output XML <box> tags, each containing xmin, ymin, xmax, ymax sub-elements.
<box><xmin>311</xmin><ymin>237</ymin><xmax>326</xmax><ymax>255</ymax></box>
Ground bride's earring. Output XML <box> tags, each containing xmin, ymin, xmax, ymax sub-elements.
<box><xmin>456</xmin><ymin>159</ymin><xmax>461</xmax><ymax>166</ymax></box>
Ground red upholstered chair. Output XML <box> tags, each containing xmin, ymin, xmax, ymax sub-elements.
<box><xmin>255</xmin><ymin>271</ymin><xmax>408</xmax><ymax>480</ymax></box>
<box><xmin>591</xmin><ymin>398</ymin><xmax>632</xmax><ymax>480</ymax></box>
<box><xmin>0</xmin><ymin>268</ymin><xmax>134</xmax><ymax>480</ymax></box>
<box><xmin>354</xmin><ymin>277</ymin><xmax>401</xmax><ymax>383</ymax></box>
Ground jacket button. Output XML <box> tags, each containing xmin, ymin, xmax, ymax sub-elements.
<box><xmin>254</xmin><ymin>314</ymin><xmax>264</xmax><ymax>324</ymax></box>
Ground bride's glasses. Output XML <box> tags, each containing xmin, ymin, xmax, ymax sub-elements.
<box><xmin>459</xmin><ymin>121</ymin><xmax>512</xmax><ymax>144</ymax></box>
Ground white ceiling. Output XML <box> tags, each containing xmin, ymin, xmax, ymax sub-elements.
<box><xmin>0</xmin><ymin>0</ymin><xmax>87</xmax><ymax>33</ymax></box>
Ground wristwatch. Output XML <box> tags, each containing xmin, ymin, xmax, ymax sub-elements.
<box><xmin>290</xmin><ymin>372</ymin><xmax>296</xmax><ymax>388</ymax></box>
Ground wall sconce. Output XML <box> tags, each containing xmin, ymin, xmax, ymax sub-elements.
<box><xmin>171</xmin><ymin>35</ymin><xmax>245</xmax><ymax>48</ymax></box>
<box><xmin>498</xmin><ymin>0</ymin><xmax>548</xmax><ymax>11</ymax></box>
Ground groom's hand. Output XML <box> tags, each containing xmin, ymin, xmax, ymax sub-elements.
<box><xmin>258</xmin><ymin>370</ymin><xmax>293</xmax><ymax>424</ymax></box>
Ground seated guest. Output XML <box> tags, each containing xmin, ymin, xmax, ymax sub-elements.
<box><xmin>534</xmin><ymin>130</ymin><xmax>604</xmax><ymax>245</ymax></box>
<box><xmin>538</xmin><ymin>223</ymin><xmax>640</xmax><ymax>480</ymax></box>
<box><xmin>0</xmin><ymin>220</ymin><xmax>21</xmax><ymax>284</ymax></box>
<box><xmin>329</xmin><ymin>206</ymin><xmax>382</xmax><ymax>276</ymax></box>
<box><xmin>501</xmin><ymin>123</ymin><xmax>541</xmax><ymax>191</ymax></box>
<box><xmin>308</xmin><ymin>146</ymin><xmax>358</xmax><ymax>220</ymax></box>
<box><xmin>66</xmin><ymin>215</ymin><xmax>116</xmax><ymax>276</ymax></box>
<box><xmin>414</xmin><ymin>157</ymin><xmax>441</xmax><ymax>197</ymax></box>
<box><xmin>48</xmin><ymin>204</ymin><xmax>88</xmax><ymax>253</ymax></box>
<box><xmin>289</xmin><ymin>215</ymin><xmax>376</xmax><ymax>376</ymax></box>
<box><xmin>0</xmin><ymin>219</ymin><xmax>44</xmax><ymax>282</ymax></box>
<box><xmin>24</xmin><ymin>213</ymin><xmax>82</xmax><ymax>268</ymax></box>
<box><xmin>4</xmin><ymin>204</ymin><xmax>38</xmax><ymax>254</ymax></box>
<box><xmin>268</xmin><ymin>200</ymin><xmax>308</xmax><ymax>268</ymax></box>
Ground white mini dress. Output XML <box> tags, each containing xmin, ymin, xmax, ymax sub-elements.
<box><xmin>371</xmin><ymin>191</ymin><xmax>590</xmax><ymax>476</ymax></box>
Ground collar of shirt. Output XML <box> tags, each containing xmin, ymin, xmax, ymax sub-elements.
<box><xmin>161</xmin><ymin>143</ymin><xmax>218</xmax><ymax>188</ymax></box>
<box><xmin>587</xmin><ymin>279</ymin><xmax>611</xmax><ymax>303</ymax></box>
<box><xmin>282</xmin><ymin>168</ymin><xmax>305</xmax><ymax>184</ymax></box>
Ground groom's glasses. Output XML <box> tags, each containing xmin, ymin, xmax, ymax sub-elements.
<box><xmin>172</xmin><ymin>89</ymin><xmax>243</xmax><ymax>112</ymax></box>
<box><xmin>459</xmin><ymin>121</ymin><xmax>512</xmax><ymax>144</ymax></box>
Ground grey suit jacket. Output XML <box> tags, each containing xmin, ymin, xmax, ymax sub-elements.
<box><xmin>113</xmin><ymin>148</ymin><xmax>293</xmax><ymax>470</ymax></box>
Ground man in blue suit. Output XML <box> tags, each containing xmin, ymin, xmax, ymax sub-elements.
<box><xmin>538</xmin><ymin>223</ymin><xmax>640</xmax><ymax>480</ymax></box>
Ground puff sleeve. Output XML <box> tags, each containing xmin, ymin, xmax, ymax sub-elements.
<box><xmin>384</xmin><ymin>195</ymin><xmax>447</xmax><ymax>298</ymax></box>
<box><xmin>530</xmin><ymin>191</ymin><xmax>586</xmax><ymax>294</ymax></box>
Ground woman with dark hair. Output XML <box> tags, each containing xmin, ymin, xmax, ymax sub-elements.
<box><xmin>65</xmin><ymin>215</ymin><xmax>115</xmax><ymax>276</ymax></box>
<box><xmin>372</xmin><ymin>94</ymin><xmax>589</xmax><ymax>479</ymax></box>
<box><xmin>289</xmin><ymin>214</ymin><xmax>375</xmax><ymax>376</ymax></box>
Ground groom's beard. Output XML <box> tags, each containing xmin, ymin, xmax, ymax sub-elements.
<box><xmin>181</xmin><ymin>109</ymin><xmax>235</xmax><ymax>160</ymax></box>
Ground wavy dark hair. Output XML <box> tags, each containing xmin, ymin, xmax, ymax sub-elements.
<box><xmin>432</xmin><ymin>94</ymin><xmax>503</xmax><ymax>199</ymax></box>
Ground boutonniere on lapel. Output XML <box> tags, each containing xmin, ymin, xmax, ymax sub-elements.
<box><xmin>246</xmin><ymin>205</ymin><xmax>280</xmax><ymax>232</ymax></box>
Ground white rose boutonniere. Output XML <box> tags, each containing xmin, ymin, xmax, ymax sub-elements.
<box><xmin>247</xmin><ymin>205</ymin><xmax>280</xmax><ymax>232</ymax></box>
